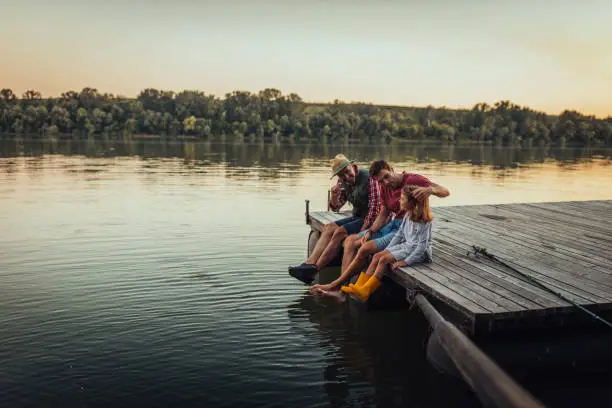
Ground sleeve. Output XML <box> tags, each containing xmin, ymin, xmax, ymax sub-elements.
<box><xmin>329</xmin><ymin>180</ymin><xmax>347</xmax><ymax>211</ymax></box>
<box><xmin>363</xmin><ymin>177</ymin><xmax>382</xmax><ymax>228</ymax></box>
<box><xmin>406</xmin><ymin>174</ymin><xmax>433</xmax><ymax>188</ymax></box>
<box><xmin>403</xmin><ymin>223</ymin><xmax>432</xmax><ymax>265</ymax></box>
<box><xmin>386</xmin><ymin>216</ymin><xmax>407</xmax><ymax>248</ymax></box>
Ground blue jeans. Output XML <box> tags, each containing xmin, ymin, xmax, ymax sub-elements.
<box><xmin>358</xmin><ymin>219</ymin><xmax>403</xmax><ymax>250</ymax></box>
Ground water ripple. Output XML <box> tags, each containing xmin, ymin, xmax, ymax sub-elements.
<box><xmin>2</xmin><ymin>146</ymin><xmax>612</xmax><ymax>407</ymax></box>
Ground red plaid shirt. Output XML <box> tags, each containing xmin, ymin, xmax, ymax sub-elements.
<box><xmin>329</xmin><ymin>174</ymin><xmax>382</xmax><ymax>229</ymax></box>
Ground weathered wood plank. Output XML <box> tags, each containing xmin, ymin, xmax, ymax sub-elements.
<box><xmin>446</xmin><ymin>203</ymin><xmax>612</xmax><ymax>254</ymax></box>
<box><xmin>434</xmin><ymin>218</ymin><xmax>612</xmax><ymax>301</ymax></box>
<box><xmin>519</xmin><ymin>203</ymin><xmax>612</xmax><ymax>235</ymax></box>
<box><xmin>435</xmin><ymin>206</ymin><xmax>612</xmax><ymax>273</ymax></box>
<box><xmin>424</xmin><ymin>257</ymin><xmax>533</xmax><ymax>311</ymax></box>
<box><xmin>533</xmin><ymin>201</ymin><xmax>612</xmax><ymax>225</ymax></box>
<box><xmin>434</xmin><ymin>208</ymin><xmax>612</xmax><ymax>272</ymax></box>
<box><xmin>394</xmin><ymin>266</ymin><xmax>492</xmax><ymax>315</ymax></box>
<box><xmin>438</xmin><ymin>231</ymin><xmax>606</xmax><ymax>302</ymax></box>
<box><xmin>433</xmin><ymin>231</ymin><xmax>601</xmax><ymax>305</ymax></box>
<box><xmin>309</xmin><ymin>211</ymin><xmax>351</xmax><ymax>228</ymax></box>
<box><xmin>544</xmin><ymin>200</ymin><xmax>612</xmax><ymax>219</ymax></box>
<box><xmin>433</xmin><ymin>243</ymin><xmax>561</xmax><ymax>309</ymax></box>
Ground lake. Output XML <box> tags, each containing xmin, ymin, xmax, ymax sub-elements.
<box><xmin>1</xmin><ymin>139</ymin><xmax>611</xmax><ymax>408</ymax></box>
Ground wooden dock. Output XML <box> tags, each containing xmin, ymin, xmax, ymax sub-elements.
<box><xmin>308</xmin><ymin>200</ymin><xmax>612</xmax><ymax>336</ymax></box>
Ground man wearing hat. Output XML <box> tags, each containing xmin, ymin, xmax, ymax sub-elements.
<box><xmin>289</xmin><ymin>154</ymin><xmax>382</xmax><ymax>284</ymax></box>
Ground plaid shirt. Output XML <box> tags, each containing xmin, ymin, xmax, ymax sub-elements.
<box><xmin>329</xmin><ymin>173</ymin><xmax>382</xmax><ymax>229</ymax></box>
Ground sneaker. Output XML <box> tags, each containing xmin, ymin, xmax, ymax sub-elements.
<box><xmin>288</xmin><ymin>263</ymin><xmax>318</xmax><ymax>284</ymax></box>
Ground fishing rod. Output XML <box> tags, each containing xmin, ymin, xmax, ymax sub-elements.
<box><xmin>470</xmin><ymin>245</ymin><xmax>612</xmax><ymax>330</ymax></box>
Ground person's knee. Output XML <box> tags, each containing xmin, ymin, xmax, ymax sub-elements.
<box><xmin>323</xmin><ymin>223</ymin><xmax>338</xmax><ymax>234</ymax></box>
<box><xmin>357</xmin><ymin>243</ymin><xmax>377</xmax><ymax>258</ymax></box>
<box><xmin>381</xmin><ymin>252</ymin><xmax>394</xmax><ymax>264</ymax></box>
<box><xmin>332</xmin><ymin>227</ymin><xmax>348</xmax><ymax>240</ymax></box>
<box><xmin>346</xmin><ymin>234</ymin><xmax>358</xmax><ymax>245</ymax></box>
<box><xmin>344</xmin><ymin>241</ymin><xmax>356</xmax><ymax>253</ymax></box>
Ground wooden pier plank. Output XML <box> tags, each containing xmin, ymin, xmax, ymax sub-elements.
<box><xmin>434</xmin><ymin>206</ymin><xmax>612</xmax><ymax>275</ymax></box>
<box><xmin>434</xmin><ymin>205</ymin><xmax>612</xmax><ymax>270</ymax></box>
<box><xmin>307</xmin><ymin>200</ymin><xmax>612</xmax><ymax>334</ymax></box>
<box><xmin>433</xmin><ymin>243</ymin><xmax>559</xmax><ymax>309</ymax></box>
<box><xmin>432</xmin><ymin>214</ymin><xmax>612</xmax><ymax>301</ymax></box>
<box><xmin>430</xmin><ymin>235</ymin><xmax>600</xmax><ymax>307</ymax></box>
<box><xmin>392</xmin><ymin>266</ymin><xmax>492</xmax><ymax>316</ymax></box>
<box><xmin>443</xmin><ymin>202</ymin><xmax>612</xmax><ymax>254</ymax></box>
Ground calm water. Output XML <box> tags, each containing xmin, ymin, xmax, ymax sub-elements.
<box><xmin>1</xmin><ymin>139</ymin><xmax>611</xmax><ymax>408</ymax></box>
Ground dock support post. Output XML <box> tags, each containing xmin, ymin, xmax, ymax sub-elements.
<box><xmin>305</xmin><ymin>199</ymin><xmax>310</xmax><ymax>225</ymax></box>
<box><xmin>415</xmin><ymin>294</ymin><xmax>544</xmax><ymax>408</ymax></box>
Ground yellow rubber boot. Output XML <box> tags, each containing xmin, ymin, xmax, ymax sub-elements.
<box><xmin>351</xmin><ymin>276</ymin><xmax>382</xmax><ymax>302</ymax></box>
<box><xmin>349</xmin><ymin>272</ymin><xmax>370</xmax><ymax>289</ymax></box>
<box><xmin>341</xmin><ymin>284</ymin><xmax>356</xmax><ymax>295</ymax></box>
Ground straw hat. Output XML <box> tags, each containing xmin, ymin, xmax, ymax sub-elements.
<box><xmin>330</xmin><ymin>154</ymin><xmax>354</xmax><ymax>179</ymax></box>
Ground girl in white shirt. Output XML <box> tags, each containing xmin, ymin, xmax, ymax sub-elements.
<box><xmin>341</xmin><ymin>185</ymin><xmax>433</xmax><ymax>302</ymax></box>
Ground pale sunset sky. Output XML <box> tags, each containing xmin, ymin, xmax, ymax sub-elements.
<box><xmin>1</xmin><ymin>0</ymin><xmax>611</xmax><ymax>117</ymax></box>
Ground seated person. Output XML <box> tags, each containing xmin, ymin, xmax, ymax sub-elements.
<box><xmin>311</xmin><ymin>160</ymin><xmax>448</xmax><ymax>294</ymax></box>
<box><xmin>342</xmin><ymin>184</ymin><xmax>434</xmax><ymax>302</ymax></box>
<box><xmin>289</xmin><ymin>154</ymin><xmax>381</xmax><ymax>284</ymax></box>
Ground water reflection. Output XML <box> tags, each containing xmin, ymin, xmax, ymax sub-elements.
<box><xmin>287</xmin><ymin>293</ymin><xmax>480</xmax><ymax>407</ymax></box>
<box><xmin>1</xmin><ymin>138</ymin><xmax>611</xmax><ymax>407</ymax></box>
<box><xmin>1</xmin><ymin>139</ymin><xmax>610</xmax><ymax>172</ymax></box>
<box><xmin>2</xmin><ymin>139</ymin><xmax>611</xmax><ymax>209</ymax></box>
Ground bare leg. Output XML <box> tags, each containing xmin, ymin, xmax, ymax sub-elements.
<box><xmin>314</xmin><ymin>226</ymin><xmax>348</xmax><ymax>270</ymax></box>
<box><xmin>372</xmin><ymin>251</ymin><xmax>395</xmax><ymax>280</ymax></box>
<box><xmin>305</xmin><ymin>222</ymin><xmax>338</xmax><ymax>265</ymax></box>
<box><xmin>344</xmin><ymin>240</ymin><xmax>380</xmax><ymax>278</ymax></box>
<box><xmin>341</xmin><ymin>234</ymin><xmax>362</xmax><ymax>273</ymax></box>
<box><xmin>363</xmin><ymin>250</ymin><xmax>385</xmax><ymax>277</ymax></box>
<box><xmin>317</xmin><ymin>241</ymin><xmax>379</xmax><ymax>291</ymax></box>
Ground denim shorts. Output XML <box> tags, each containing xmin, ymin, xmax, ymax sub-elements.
<box><xmin>334</xmin><ymin>215</ymin><xmax>365</xmax><ymax>236</ymax></box>
<box><xmin>358</xmin><ymin>219</ymin><xmax>403</xmax><ymax>250</ymax></box>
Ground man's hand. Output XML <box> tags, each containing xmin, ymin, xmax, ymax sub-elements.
<box><xmin>329</xmin><ymin>184</ymin><xmax>346</xmax><ymax>211</ymax></box>
<box><xmin>391</xmin><ymin>260</ymin><xmax>408</xmax><ymax>271</ymax></box>
<box><xmin>412</xmin><ymin>186</ymin><xmax>433</xmax><ymax>201</ymax></box>
<box><xmin>330</xmin><ymin>183</ymin><xmax>345</xmax><ymax>196</ymax></box>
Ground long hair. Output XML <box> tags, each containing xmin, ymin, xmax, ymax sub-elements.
<box><xmin>402</xmin><ymin>185</ymin><xmax>433</xmax><ymax>222</ymax></box>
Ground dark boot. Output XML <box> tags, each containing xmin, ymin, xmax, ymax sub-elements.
<box><xmin>288</xmin><ymin>263</ymin><xmax>317</xmax><ymax>284</ymax></box>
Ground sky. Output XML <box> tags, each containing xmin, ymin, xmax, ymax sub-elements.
<box><xmin>1</xmin><ymin>0</ymin><xmax>611</xmax><ymax>117</ymax></box>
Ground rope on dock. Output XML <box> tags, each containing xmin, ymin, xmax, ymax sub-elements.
<box><xmin>415</xmin><ymin>294</ymin><xmax>545</xmax><ymax>408</ymax></box>
<box><xmin>471</xmin><ymin>245</ymin><xmax>612</xmax><ymax>330</ymax></box>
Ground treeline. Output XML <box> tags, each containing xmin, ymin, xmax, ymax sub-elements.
<box><xmin>1</xmin><ymin>87</ymin><xmax>610</xmax><ymax>146</ymax></box>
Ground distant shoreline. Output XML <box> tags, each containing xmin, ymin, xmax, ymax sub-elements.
<box><xmin>3</xmin><ymin>134</ymin><xmax>610</xmax><ymax>150</ymax></box>
<box><xmin>1</xmin><ymin>87</ymin><xmax>610</xmax><ymax>148</ymax></box>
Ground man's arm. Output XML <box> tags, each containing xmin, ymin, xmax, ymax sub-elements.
<box><xmin>361</xmin><ymin>206</ymin><xmax>389</xmax><ymax>243</ymax></box>
<box><xmin>412</xmin><ymin>182</ymin><xmax>450</xmax><ymax>201</ymax></box>
<box><xmin>329</xmin><ymin>181</ymin><xmax>347</xmax><ymax>211</ymax></box>
<box><xmin>361</xmin><ymin>177</ymin><xmax>382</xmax><ymax>231</ymax></box>
<box><xmin>430</xmin><ymin>183</ymin><xmax>450</xmax><ymax>198</ymax></box>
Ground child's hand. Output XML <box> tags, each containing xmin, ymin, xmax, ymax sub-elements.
<box><xmin>391</xmin><ymin>260</ymin><xmax>408</xmax><ymax>271</ymax></box>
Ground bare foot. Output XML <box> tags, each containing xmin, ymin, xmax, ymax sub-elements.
<box><xmin>312</xmin><ymin>288</ymin><xmax>346</xmax><ymax>302</ymax></box>
<box><xmin>310</xmin><ymin>282</ymin><xmax>337</xmax><ymax>293</ymax></box>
